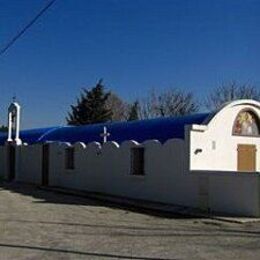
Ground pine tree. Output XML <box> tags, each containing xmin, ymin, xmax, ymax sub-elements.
<box><xmin>67</xmin><ymin>80</ymin><xmax>112</xmax><ymax>125</ymax></box>
<box><xmin>0</xmin><ymin>125</ymin><xmax>8</xmax><ymax>132</ymax></box>
<box><xmin>127</xmin><ymin>101</ymin><xmax>139</xmax><ymax>121</ymax></box>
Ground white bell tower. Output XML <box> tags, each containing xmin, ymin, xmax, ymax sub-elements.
<box><xmin>7</xmin><ymin>102</ymin><xmax>22</xmax><ymax>145</ymax></box>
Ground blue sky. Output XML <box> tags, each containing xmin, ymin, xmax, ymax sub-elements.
<box><xmin>0</xmin><ymin>0</ymin><xmax>260</xmax><ymax>128</ymax></box>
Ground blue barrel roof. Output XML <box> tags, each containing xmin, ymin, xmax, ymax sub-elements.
<box><xmin>0</xmin><ymin>127</ymin><xmax>59</xmax><ymax>146</ymax></box>
<box><xmin>0</xmin><ymin>113</ymin><xmax>210</xmax><ymax>145</ymax></box>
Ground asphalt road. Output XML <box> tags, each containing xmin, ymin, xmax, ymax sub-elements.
<box><xmin>0</xmin><ymin>182</ymin><xmax>259</xmax><ymax>260</ymax></box>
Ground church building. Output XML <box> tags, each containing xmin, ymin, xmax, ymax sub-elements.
<box><xmin>0</xmin><ymin>99</ymin><xmax>259</xmax><ymax>217</ymax></box>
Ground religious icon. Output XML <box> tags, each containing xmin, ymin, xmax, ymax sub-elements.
<box><xmin>233</xmin><ymin>111</ymin><xmax>259</xmax><ymax>136</ymax></box>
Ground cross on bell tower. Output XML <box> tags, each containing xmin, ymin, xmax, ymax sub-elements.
<box><xmin>100</xmin><ymin>126</ymin><xmax>110</xmax><ymax>143</ymax></box>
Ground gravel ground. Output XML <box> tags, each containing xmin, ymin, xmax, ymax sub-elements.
<box><xmin>0</xmin><ymin>182</ymin><xmax>260</xmax><ymax>260</ymax></box>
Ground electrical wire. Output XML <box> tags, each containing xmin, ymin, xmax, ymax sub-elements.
<box><xmin>0</xmin><ymin>0</ymin><xmax>57</xmax><ymax>57</ymax></box>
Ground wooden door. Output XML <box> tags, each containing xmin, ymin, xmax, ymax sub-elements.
<box><xmin>42</xmin><ymin>144</ymin><xmax>49</xmax><ymax>186</ymax></box>
<box><xmin>237</xmin><ymin>144</ymin><xmax>256</xmax><ymax>172</ymax></box>
<box><xmin>7</xmin><ymin>145</ymin><xmax>16</xmax><ymax>181</ymax></box>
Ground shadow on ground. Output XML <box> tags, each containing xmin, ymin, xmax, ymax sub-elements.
<box><xmin>0</xmin><ymin>242</ymin><xmax>177</xmax><ymax>260</ymax></box>
<box><xmin>0</xmin><ymin>181</ymin><xmax>197</xmax><ymax>220</ymax></box>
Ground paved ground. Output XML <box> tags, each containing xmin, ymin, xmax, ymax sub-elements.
<box><xmin>0</xmin><ymin>182</ymin><xmax>260</xmax><ymax>260</ymax></box>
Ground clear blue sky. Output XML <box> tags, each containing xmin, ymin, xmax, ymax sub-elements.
<box><xmin>0</xmin><ymin>0</ymin><xmax>260</xmax><ymax>129</ymax></box>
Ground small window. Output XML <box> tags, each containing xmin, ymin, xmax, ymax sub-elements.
<box><xmin>65</xmin><ymin>147</ymin><xmax>75</xmax><ymax>170</ymax></box>
<box><xmin>131</xmin><ymin>147</ymin><xmax>145</xmax><ymax>175</ymax></box>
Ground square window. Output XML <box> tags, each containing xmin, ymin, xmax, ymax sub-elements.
<box><xmin>65</xmin><ymin>147</ymin><xmax>75</xmax><ymax>170</ymax></box>
<box><xmin>131</xmin><ymin>147</ymin><xmax>145</xmax><ymax>175</ymax></box>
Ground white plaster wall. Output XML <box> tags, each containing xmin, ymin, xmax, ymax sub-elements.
<box><xmin>48</xmin><ymin>141</ymin><xmax>103</xmax><ymax>190</ymax></box>
<box><xmin>2</xmin><ymin>135</ymin><xmax>254</xmax><ymax>217</ymax></box>
<box><xmin>48</xmin><ymin>142</ymin><xmax>70</xmax><ymax>187</ymax></box>
<box><xmin>17</xmin><ymin>144</ymin><xmax>42</xmax><ymax>184</ymax></box>
<box><xmin>47</xmin><ymin>139</ymin><xmax>201</xmax><ymax>208</ymax></box>
<box><xmin>9</xmin><ymin>100</ymin><xmax>260</xmax><ymax>217</ymax></box>
<box><xmin>190</xmin><ymin>101</ymin><xmax>260</xmax><ymax>171</ymax></box>
<box><xmin>194</xmin><ymin>171</ymin><xmax>260</xmax><ymax>216</ymax></box>
<box><xmin>46</xmin><ymin>137</ymin><xmax>260</xmax><ymax>216</ymax></box>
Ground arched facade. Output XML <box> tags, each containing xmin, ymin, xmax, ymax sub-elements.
<box><xmin>190</xmin><ymin>99</ymin><xmax>260</xmax><ymax>172</ymax></box>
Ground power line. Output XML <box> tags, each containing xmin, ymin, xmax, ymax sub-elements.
<box><xmin>0</xmin><ymin>0</ymin><xmax>57</xmax><ymax>57</ymax></box>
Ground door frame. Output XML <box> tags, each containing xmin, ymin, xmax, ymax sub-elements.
<box><xmin>7</xmin><ymin>144</ymin><xmax>16</xmax><ymax>181</ymax></box>
<box><xmin>42</xmin><ymin>143</ymin><xmax>50</xmax><ymax>186</ymax></box>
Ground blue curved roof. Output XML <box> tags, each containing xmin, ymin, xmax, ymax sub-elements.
<box><xmin>0</xmin><ymin>113</ymin><xmax>210</xmax><ymax>145</ymax></box>
<box><xmin>0</xmin><ymin>127</ymin><xmax>59</xmax><ymax>146</ymax></box>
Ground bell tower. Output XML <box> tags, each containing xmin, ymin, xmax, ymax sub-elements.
<box><xmin>7</xmin><ymin>101</ymin><xmax>22</xmax><ymax>145</ymax></box>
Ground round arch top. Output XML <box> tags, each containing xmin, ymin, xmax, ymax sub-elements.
<box><xmin>203</xmin><ymin>99</ymin><xmax>260</xmax><ymax>126</ymax></box>
<box><xmin>8</xmin><ymin>102</ymin><xmax>21</xmax><ymax>112</ymax></box>
<box><xmin>233</xmin><ymin>109</ymin><xmax>260</xmax><ymax>136</ymax></box>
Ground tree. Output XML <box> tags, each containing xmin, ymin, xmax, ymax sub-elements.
<box><xmin>127</xmin><ymin>101</ymin><xmax>139</xmax><ymax>121</ymax></box>
<box><xmin>205</xmin><ymin>81</ymin><xmax>260</xmax><ymax>110</ymax></box>
<box><xmin>139</xmin><ymin>89</ymin><xmax>199</xmax><ymax>119</ymax></box>
<box><xmin>0</xmin><ymin>125</ymin><xmax>8</xmax><ymax>132</ymax></box>
<box><xmin>105</xmin><ymin>93</ymin><xmax>129</xmax><ymax>121</ymax></box>
<box><xmin>67</xmin><ymin>80</ymin><xmax>112</xmax><ymax>125</ymax></box>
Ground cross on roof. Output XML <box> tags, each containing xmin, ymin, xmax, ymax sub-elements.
<box><xmin>100</xmin><ymin>126</ymin><xmax>110</xmax><ymax>143</ymax></box>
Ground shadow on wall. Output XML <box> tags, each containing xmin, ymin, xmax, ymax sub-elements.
<box><xmin>0</xmin><ymin>181</ymin><xmax>197</xmax><ymax>220</ymax></box>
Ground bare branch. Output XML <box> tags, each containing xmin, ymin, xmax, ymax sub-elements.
<box><xmin>205</xmin><ymin>81</ymin><xmax>260</xmax><ymax>110</ymax></box>
<box><xmin>139</xmin><ymin>88</ymin><xmax>199</xmax><ymax>119</ymax></box>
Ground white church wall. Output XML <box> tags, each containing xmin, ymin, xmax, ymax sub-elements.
<box><xmin>69</xmin><ymin>142</ymin><xmax>88</xmax><ymax>190</ymax></box>
<box><xmin>47</xmin><ymin>138</ymin><xmax>202</xmax><ymax>209</ymax></box>
<box><xmin>45</xmin><ymin>137</ymin><xmax>260</xmax><ymax>216</ymax></box>
<box><xmin>48</xmin><ymin>141</ymin><xmax>103</xmax><ymax>191</ymax></box>
<box><xmin>9</xmin><ymin>135</ymin><xmax>260</xmax><ymax>217</ymax></box>
<box><xmin>93</xmin><ymin>141</ymin><xmax>123</xmax><ymax>195</ymax></box>
<box><xmin>190</xmin><ymin>103</ymin><xmax>260</xmax><ymax>172</ymax></box>
<box><xmin>134</xmin><ymin>138</ymin><xmax>198</xmax><ymax>206</ymax></box>
<box><xmin>1</xmin><ymin>99</ymin><xmax>260</xmax><ymax>217</ymax></box>
<box><xmin>96</xmin><ymin>140</ymin><xmax>156</xmax><ymax>200</ymax></box>
<box><xmin>97</xmin><ymin>140</ymin><xmax>144</xmax><ymax>198</ymax></box>
<box><xmin>48</xmin><ymin>142</ymin><xmax>71</xmax><ymax>187</ymax></box>
<box><xmin>194</xmin><ymin>171</ymin><xmax>260</xmax><ymax>216</ymax></box>
<box><xmin>17</xmin><ymin>144</ymin><xmax>42</xmax><ymax>184</ymax></box>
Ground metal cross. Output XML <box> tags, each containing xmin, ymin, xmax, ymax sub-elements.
<box><xmin>100</xmin><ymin>126</ymin><xmax>110</xmax><ymax>143</ymax></box>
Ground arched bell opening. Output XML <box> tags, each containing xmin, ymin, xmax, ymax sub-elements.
<box><xmin>7</xmin><ymin>102</ymin><xmax>22</xmax><ymax>145</ymax></box>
